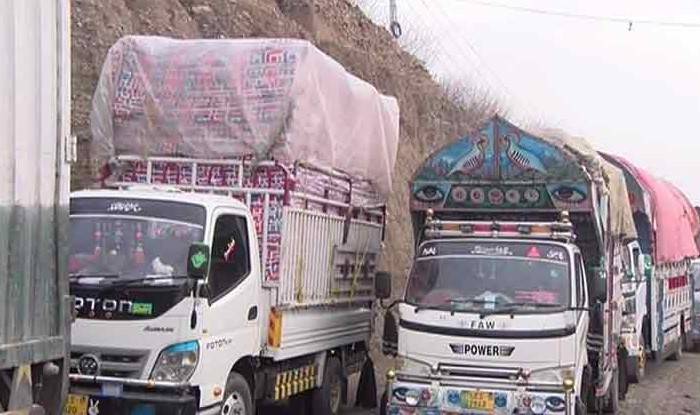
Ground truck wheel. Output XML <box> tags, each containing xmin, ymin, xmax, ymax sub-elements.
<box><xmin>603</xmin><ymin>368</ymin><xmax>620</xmax><ymax>413</ymax></box>
<box><xmin>625</xmin><ymin>353</ymin><xmax>645</xmax><ymax>383</ymax></box>
<box><xmin>221</xmin><ymin>372</ymin><xmax>253</xmax><ymax>415</ymax></box>
<box><xmin>311</xmin><ymin>357</ymin><xmax>343</xmax><ymax>415</ymax></box>
<box><xmin>669</xmin><ymin>336</ymin><xmax>684</xmax><ymax>361</ymax></box>
<box><xmin>379</xmin><ymin>391</ymin><xmax>388</xmax><ymax>415</ymax></box>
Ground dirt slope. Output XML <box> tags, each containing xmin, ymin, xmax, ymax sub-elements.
<box><xmin>71</xmin><ymin>0</ymin><xmax>495</xmax><ymax>363</ymax></box>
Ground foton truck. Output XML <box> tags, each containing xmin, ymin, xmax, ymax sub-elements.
<box><xmin>65</xmin><ymin>36</ymin><xmax>398</xmax><ymax>415</ymax></box>
<box><xmin>381</xmin><ymin>117</ymin><xmax>637</xmax><ymax>415</ymax></box>
<box><xmin>602</xmin><ymin>154</ymin><xmax>699</xmax><ymax>381</ymax></box>
<box><xmin>1</xmin><ymin>0</ymin><xmax>72</xmax><ymax>413</ymax></box>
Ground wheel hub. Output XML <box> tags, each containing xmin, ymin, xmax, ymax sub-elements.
<box><xmin>222</xmin><ymin>392</ymin><xmax>246</xmax><ymax>415</ymax></box>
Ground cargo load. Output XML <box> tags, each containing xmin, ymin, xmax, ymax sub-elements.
<box><xmin>603</xmin><ymin>155</ymin><xmax>698</xmax><ymax>263</ymax></box>
<box><xmin>90</xmin><ymin>36</ymin><xmax>399</xmax><ymax>196</ymax></box>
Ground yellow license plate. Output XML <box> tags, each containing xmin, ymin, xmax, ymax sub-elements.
<box><xmin>63</xmin><ymin>394</ymin><xmax>88</xmax><ymax>415</ymax></box>
<box><xmin>462</xmin><ymin>390</ymin><xmax>494</xmax><ymax>411</ymax></box>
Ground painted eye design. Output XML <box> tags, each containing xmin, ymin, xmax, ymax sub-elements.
<box><xmin>551</xmin><ymin>186</ymin><xmax>586</xmax><ymax>203</ymax></box>
<box><xmin>414</xmin><ymin>185</ymin><xmax>445</xmax><ymax>202</ymax></box>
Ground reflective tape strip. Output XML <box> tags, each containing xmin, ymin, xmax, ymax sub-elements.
<box><xmin>272</xmin><ymin>364</ymin><xmax>319</xmax><ymax>400</ymax></box>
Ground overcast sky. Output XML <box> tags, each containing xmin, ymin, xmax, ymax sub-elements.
<box><xmin>360</xmin><ymin>0</ymin><xmax>700</xmax><ymax>204</ymax></box>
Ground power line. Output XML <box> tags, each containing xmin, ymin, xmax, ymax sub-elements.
<box><xmin>452</xmin><ymin>0</ymin><xmax>700</xmax><ymax>29</ymax></box>
<box><xmin>416</xmin><ymin>0</ymin><xmax>543</xmax><ymax>121</ymax></box>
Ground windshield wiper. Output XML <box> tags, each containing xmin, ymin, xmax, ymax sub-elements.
<box><xmin>413</xmin><ymin>298</ymin><xmax>488</xmax><ymax>314</ymax></box>
<box><xmin>478</xmin><ymin>302</ymin><xmax>564</xmax><ymax>318</ymax></box>
<box><xmin>442</xmin><ymin>298</ymin><xmax>497</xmax><ymax>315</ymax></box>
<box><xmin>97</xmin><ymin>275</ymin><xmax>190</xmax><ymax>292</ymax></box>
<box><xmin>69</xmin><ymin>274</ymin><xmax>120</xmax><ymax>284</ymax></box>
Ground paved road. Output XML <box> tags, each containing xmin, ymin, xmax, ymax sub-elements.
<box><xmin>619</xmin><ymin>350</ymin><xmax>700</xmax><ymax>414</ymax></box>
<box><xmin>260</xmin><ymin>351</ymin><xmax>700</xmax><ymax>414</ymax></box>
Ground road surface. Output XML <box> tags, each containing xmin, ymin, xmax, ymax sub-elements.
<box><xmin>260</xmin><ymin>351</ymin><xmax>700</xmax><ymax>414</ymax></box>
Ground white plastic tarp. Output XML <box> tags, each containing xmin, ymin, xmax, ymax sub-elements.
<box><xmin>91</xmin><ymin>36</ymin><xmax>399</xmax><ymax>197</ymax></box>
<box><xmin>533</xmin><ymin>127</ymin><xmax>638</xmax><ymax>241</ymax></box>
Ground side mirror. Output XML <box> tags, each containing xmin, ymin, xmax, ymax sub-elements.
<box><xmin>382</xmin><ymin>311</ymin><xmax>398</xmax><ymax>356</ymax></box>
<box><xmin>375</xmin><ymin>271</ymin><xmax>392</xmax><ymax>300</ymax></box>
<box><xmin>187</xmin><ymin>243</ymin><xmax>210</xmax><ymax>279</ymax></box>
<box><xmin>590</xmin><ymin>267</ymin><xmax>607</xmax><ymax>304</ymax></box>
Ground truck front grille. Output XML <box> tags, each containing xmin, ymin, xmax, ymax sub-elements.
<box><xmin>70</xmin><ymin>347</ymin><xmax>149</xmax><ymax>379</ymax></box>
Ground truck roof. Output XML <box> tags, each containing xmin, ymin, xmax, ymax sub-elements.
<box><xmin>70</xmin><ymin>188</ymin><xmax>247</xmax><ymax>212</ymax></box>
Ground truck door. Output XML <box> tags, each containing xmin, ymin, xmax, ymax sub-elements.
<box><xmin>201</xmin><ymin>210</ymin><xmax>261</xmax><ymax>364</ymax></box>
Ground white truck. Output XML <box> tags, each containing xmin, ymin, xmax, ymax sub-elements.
<box><xmin>381</xmin><ymin>117</ymin><xmax>637</xmax><ymax>415</ymax></box>
<box><xmin>602</xmin><ymin>154</ymin><xmax>699</xmax><ymax>381</ymax></box>
<box><xmin>64</xmin><ymin>36</ymin><xmax>399</xmax><ymax>415</ymax></box>
<box><xmin>1</xmin><ymin>0</ymin><xmax>72</xmax><ymax>413</ymax></box>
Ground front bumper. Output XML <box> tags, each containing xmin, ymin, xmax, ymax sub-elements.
<box><xmin>385</xmin><ymin>376</ymin><xmax>571</xmax><ymax>415</ymax></box>
<box><xmin>67</xmin><ymin>375</ymin><xmax>201</xmax><ymax>415</ymax></box>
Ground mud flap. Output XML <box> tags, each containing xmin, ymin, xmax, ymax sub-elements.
<box><xmin>355</xmin><ymin>357</ymin><xmax>377</xmax><ymax>408</ymax></box>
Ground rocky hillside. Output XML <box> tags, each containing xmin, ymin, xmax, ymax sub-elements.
<box><xmin>71</xmin><ymin>0</ymin><xmax>495</xmax><ymax>336</ymax></box>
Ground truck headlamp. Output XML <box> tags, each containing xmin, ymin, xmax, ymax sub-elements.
<box><xmin>528</xmin><ymin>366</ymin><xmax>574</xmax><ymax>384</ymax></box>
<box><xmin>150</xmin><ymin>340</ymin><xmax>199</xmax><ymax>382</ymax></box>
<box><xmin>399</xmin><ymin>356</ymin><xmax>438</xmax><ymax>377</ymax></box>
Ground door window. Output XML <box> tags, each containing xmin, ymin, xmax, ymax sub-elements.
<box><xmin>208</xmin><ymin>214</ymin><xmax>251</xmax><ymax>301</ymax></box>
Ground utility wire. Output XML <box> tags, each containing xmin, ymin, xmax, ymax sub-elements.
<box><xmin>417</xmin><ymin>0</ymin><xmax>543</xmax><ymax>121</ymax></box>
<box><xmin>452</xmin><ymin>0</ymin><xmax>700</xmax><ymax>29</ymax></box>
<box><xmin>400</xmin><ymin>0</ymin><xmax>484</xmax><ymax>83</ymax></box>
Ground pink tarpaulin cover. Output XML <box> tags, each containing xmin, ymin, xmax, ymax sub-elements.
<box><xmin>608</xmin><ymin>155</ymin><xmax>698</xmax><ymax>263</ymax></box>
<box><xmin>90</xmin><ymin>36</ymin><xmax>399</xmax><ymax>197</ymax></box>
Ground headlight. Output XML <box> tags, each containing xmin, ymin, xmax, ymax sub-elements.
<box><xmin>150</xmin><ymin>341</ymin><xmax>199</xmax><ymax>382</ymax></box>
<box><xmin>398</xmin><ymin>356</ymin><xmax>436</xmax><ymax>377</ymax></box>
<box><xmin>528</xmin><ymin>366</ymin><xmax>574</xmax><ymax>384</ymax></box>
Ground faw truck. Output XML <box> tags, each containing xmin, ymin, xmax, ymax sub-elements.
<box><xmin>1</xmin><ymin>0</ymin><xmax>73</xmax><ymax>413</ymax></box>
<box><xmin>64</xmin><ymin>36</ymin><xmax>398</xmax><ymax>415</ymax></box>
<box><xmin>601</xmin><ymin>154</ymin><xmax>699</xmax><ymax>381</ymax></box>
<box><xmin>381</xmin><ymin>117</ymin><xmax>638</xmax><ymax>415</ymax></box>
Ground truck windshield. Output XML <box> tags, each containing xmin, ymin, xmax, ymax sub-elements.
<box><xmin>406</xmin><ymin>241</ymin><xmax>571</xmax><ymax>312</ymax></box>
<box><xmin>69</xmin><ymin>198</ymin><xmax>205</xmax><ymax>280</ymax></box>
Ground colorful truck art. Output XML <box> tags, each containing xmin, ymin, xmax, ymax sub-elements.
<box><xmin>411</xmin><ymin>116</ymin><xmax>592</xmax><ymax>211</ymax></box>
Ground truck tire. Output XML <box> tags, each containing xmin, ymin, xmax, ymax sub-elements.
<box><xmin>311</xmin><ymin>357</ymin><xmax>343</xmax><ymax>415</ymax></box>
<box><xmin>625</xmin><ymin>354</ymin><xmax>645</xmax><ymax>383</ymax></box>
<box><xmin>669</xmin><ymin>336</ymin><xmax>684</xmax><ymax>361</ymax></box>
<box><xmin>221</xmin><ymin>372</ymin><xmax>254</xmax><ymax>415</ymax></box>
<box><xmin>379</xmin><ymin>391</ymin><xmax>388</xmax><ymax>415</ymax></box>
<box><xmin>602</xmin><ymin>368</ymin><xmax>620</xmax><ymax>413</ymax></box>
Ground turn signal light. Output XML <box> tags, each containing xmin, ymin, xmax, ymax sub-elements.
<box><xmin>268</xmin><ymin>308</ymin><xmax>282</xmax><ymax>348</ymax></box>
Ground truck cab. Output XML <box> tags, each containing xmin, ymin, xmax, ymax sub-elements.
<box><xmin>68</xmin><ymin>188</ymin><xmax>264</xmax><ymax>414</ymax></box>
<box><xmin>384</xmin><ymin>215</ymin><xmax>599</xmax><ymax>414</ymax></box>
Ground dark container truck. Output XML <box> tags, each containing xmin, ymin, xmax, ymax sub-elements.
<box><xmin>381</xmin><ymin>116</ymin><xmax>638</xmax><ymax>414</ymax></box>
<box><xmin>0</xmin><ymin>0</ymin><xmax>73</xmax><ymax>413</ymax></box>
